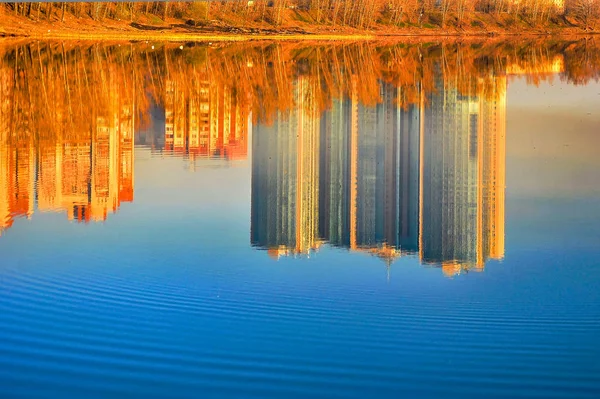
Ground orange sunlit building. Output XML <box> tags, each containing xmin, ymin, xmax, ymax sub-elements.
<box><xmin>39</xmin><ymin>117</ymin><xmax>134</xmax><ymax>223</ymax></box>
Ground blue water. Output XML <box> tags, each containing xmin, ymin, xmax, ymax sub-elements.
<box><xmin>0</xmin><ymin>41</ymin><xmax>599</xmax><ymax>398</ymax></box>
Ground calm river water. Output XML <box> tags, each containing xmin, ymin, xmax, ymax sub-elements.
<box><xmin>0</xmin><ymin>39</ymin><xmax>599</xmax><ymax>398</ymax></box>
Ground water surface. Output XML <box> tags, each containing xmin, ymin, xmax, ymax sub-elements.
<box><xmin>0</xmin><ymin>39</ymin><xmax>599</xmax><ymax>398</ymax></box>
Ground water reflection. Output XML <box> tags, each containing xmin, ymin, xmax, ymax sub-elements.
<box><xmin>138</xmin><ymin>79</ymin><xmax>249</xmax><ymax>161</ymax></box>
<box><xmin>251</xmin><ymin>73</ymin><xmax>506</xmax><ymax>276</ymax></box>
<box><xmin>0</xmin><ymin>56</ymin><xmax>134</xmax><ymax>228</ymax></box>
<box><xmin>1</xmin><ymin>39</ymin><xmax>598</xmax><ymax>275</ymax></box>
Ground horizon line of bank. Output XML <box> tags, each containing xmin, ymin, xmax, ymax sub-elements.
<box><xmin>1</xmin><ymin>30</ymin><xmax>598</xmax><ymax>42</ymax></box>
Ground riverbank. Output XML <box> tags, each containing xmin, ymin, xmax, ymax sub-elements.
<box><xmin>1</xmin><ymin>4</ymin><xmax>598</xmax><ymax>42</ymax></box>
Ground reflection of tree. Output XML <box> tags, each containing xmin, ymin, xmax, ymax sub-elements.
<box><xmin>0</xmin><ymin>43</ymin><xmax>143</xmax><ymax>144</ymax></box>
<box><xmin>561</xmin><ymin>38</ymin><xmax>600</xmax><ymax>85</ymax></box>
<box><xmin>1</xmin><ymin>38</ymin><xmax>596</xmax><ymax>140</ymax></box>
<box><xmin>0</xmin><ymin>38</ymin><xmax>598</xmax><ymax>239</ymax></box>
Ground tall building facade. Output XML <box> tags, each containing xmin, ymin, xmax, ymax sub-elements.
<box><xmin>354</xmin><ymin>82</ymin><xmax>421</xmax><ymax>254</ymax></box>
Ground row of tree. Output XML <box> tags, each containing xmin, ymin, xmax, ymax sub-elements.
<box><xmin>2</xmin><ymin>1</ymin><xmax>600</xmax><ymax>29</ymax></box>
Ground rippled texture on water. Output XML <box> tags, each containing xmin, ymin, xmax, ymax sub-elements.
<box><xmin>0</xmin><ymin>39</ymin><xmax>599</xmax><ymax>398</ymax></box>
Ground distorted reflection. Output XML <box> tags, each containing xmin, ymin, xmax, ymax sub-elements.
<box><xmin>1</xmin><ymin>39</ymin><xmax>598</xmax><ymax>275</ymax></box>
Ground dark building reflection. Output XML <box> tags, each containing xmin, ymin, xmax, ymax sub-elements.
<box><xmin>252</xmin><ymin>74</ymin><xmax>506</xmax><ymax>276</ymax></box>
<box><xmin>251</xmin><ymin>76</ymin><xmax>321</xmax><ymax>258</ymax></box>
<box><xmin>420</xmin><ymin>73</ymin><xmax>506</xmax><ymax>276</ymax></box>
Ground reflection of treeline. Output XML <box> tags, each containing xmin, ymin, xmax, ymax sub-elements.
<box><xmin>2</xmin><ymin>1</ymin><xmax>599</xmax><ymax>30</ymax></box>
<box><xmin>1</xmin><ymin>39</ymin><xmax>599</xmax><ymax>138</ymax></box>
<box><xmin>0</xmin><ymin>43</ymin><xmax>145</xmax><ymax>144</ymax></box>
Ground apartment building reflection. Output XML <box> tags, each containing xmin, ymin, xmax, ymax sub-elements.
<box><xmin>162</xmin><ymin>78</ymin><xmax>249</xmax><ymax>161</ymax></box>
<box><xmin>0</xmin><ymin>65</ymin><xmax>134</xmax><ymax>236</ymax></box>
<box><xmin>251</xmin><ymin>76</ymin><xmax>321</xmax><ymax>257</ymax></box>
<box><xmin>420</xmin><ymin>74</ymin><xmax>506</xmax><ymax>276</ymax></box>
<box><xmin>251</xmin><ymin>74</ymin><xmax>506</xmax><ymax>276</ymax></box>
<box><xmin>318</xmin><ymin>80</ymin><xmax>421</xmax><ymax>261</ymax></box>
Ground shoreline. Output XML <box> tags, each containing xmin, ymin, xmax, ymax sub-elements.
<box><xmin>1</xmin><ymin>30</ymin><xmax>597</xmax><ymax>43</ymax></box>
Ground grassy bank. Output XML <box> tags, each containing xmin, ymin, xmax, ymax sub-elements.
<box><xmin>1</xmin><ymin>2</ymin><xmax>599</xmax><ymax>41</ymax></box>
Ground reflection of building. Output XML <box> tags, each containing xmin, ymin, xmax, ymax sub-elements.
<box><xmin>251</xmin><ymin>76</ymin><xmax>321</xmax><ymax>256</ymax></box>
<box><xmin>164</xmin><ymin>79</ymin><xmax>249</xmax><ymax>161</ymax></box>
<box><xmin>318</xmin><ymin>80</ymin><xmax>421</xmax><ymax>260</ymax></box>
<box><xmin>420</xmin><ymin>74</ymin><xmax>506</xmax><ymax>276</ymax></box>
<box><xmin>318</xmin><ymin>81</ymin><xmax>357</xmax><ymax>249</ymax></box>
<box><xmin>0</xmin><ymin>65</ymin><xmax>11</xmax><ymax>144</ymax></box>
<box><xmin>0</xmin><ymin>64</ymin><xmax>35</xmax><ymax>236</ymax></box>
<box><xmin>354</xmin><ymin>82</ymin><xmax>421</xmax><ymax>255</ymax></box>
<box><xmin>37</xmin><ymin>92</ymin><xmax>134</xmax><ymax>223</ymax></box>
<box><xmin>0</xmin><ymin>139</ymin><xmax>35</xmax><ymax>236</ymax></box>
<box><xmin>0</xmin><ymin>80</ymin><xmax>135</xmax><ymax>235</ymax></box>
<box><xmin>251</xmin><ymin>74</ymin><xmax>506</xmax><ymax>276</ymax></box>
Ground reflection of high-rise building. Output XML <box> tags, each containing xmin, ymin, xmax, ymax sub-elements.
<box><xmin>319</xmin><ymin>80</ymin><xmax>421</xmax><ymax>259</ymax></box>
<box><xmin>480</xmin><ymin>77</ymin><xmax>506</xmax><ymax>262</ymax></box>
<box><xmin>251</xmin><ymin>76</ymin><xmax>320</xmax><ymax>256</ymax></box>
<box><xmin>0</xmin><ymin>69</ymin><xmax>135</xmax><ymax>236</ymax></box>
<box><xmin>0</xmin><ymin>64</ymin><xmax>10</xmax><ymax>144</ymax></box>
<box><xmin>0</xmin><ymin>61</ymin><xmax>35</xmax><ymax>235</ymax></box>
<box><xmin>0</xmin><ymin>139</ymin><xmax>35</xmax><ymax>236</ymax></box>
<box><xmin>318</xmin><ymin>86</ymin><xmax>357</xmax><ymax>249</ymax></box>
<box><xmin>396</xmin><ymin>91</ymin><xmax>422</xmax><ymax>255</ymax></box>
<box><xmin>354</xmin><ymin>82</ymin><xmax>421</xmax><ymax>255</ymax></box>
<box><xmin>1</xmin><ymin>65</ymin><xmax>14</xmax><ymax>235</ymax></box>
<box><xmin>163</xmin><ymin>78</ymin><xmax>249</xmax><ymax>161</ymax></box>
<box><xmin>37</xmin><ymin>84</ymin><xmax>135</xmax><ymax>223</ymax></box>
<box><xmin>420</xmin><ymin>74</ymin><xmax>506</xmax><ymax>276</ymax></box>
<box><xmin>251</xmin><ymin>72</ymin><xmax>505</xmax><ymax>276</ymax></box>
<box><xmin>254</xmin><ymin>78</ymin><xmax>422</xmax><ymax>262</ymax></box>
